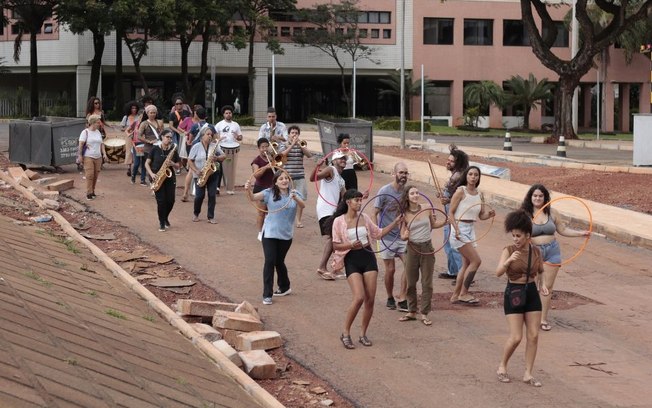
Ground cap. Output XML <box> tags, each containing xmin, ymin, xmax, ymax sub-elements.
<box><xmin>332</xmin><ymin>150</ymin><xmax>347</xmax><ymax>161</ymax></box>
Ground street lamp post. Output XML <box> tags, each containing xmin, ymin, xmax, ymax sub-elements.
<box><xmin>399</xmin><ymin>0</ymin><xmax>406</xmax><ymax>149</ymax></box>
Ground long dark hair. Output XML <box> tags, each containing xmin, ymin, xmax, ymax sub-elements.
<box><xmin>457</xmin><ymin>165</ymin><xmax>482</xmax><ymax>189</ymax></box>
<box><xmin>449</xmin><ymin>144</ymin><xmax>469</xmax><ymax>174</ymax></box>
<box><xmin>325</xmin><ymin>189</ymin><xmax>362</xmax><ymax>234</ymax></box>
<box><xmin>271</xmin><ymin>171</ymin><xmax>289</xmax><ymax>202</ymax></box>
<box><xmin>86</xmin><ymin>96</ymin><xmax>101</xmax><ymax>116</ymax></box>
<box><xmin>521</xmin><ymin>184</ymin><xmax>551</xmax><ymax>216</ymax></box>
<box><xmin>399</xmin><ymin>184</ymin><xmax>418</xmax><ymax>213</ymax></box>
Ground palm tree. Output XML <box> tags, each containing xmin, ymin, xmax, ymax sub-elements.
<box><xmin>503</xmin><ymin>73</ymin><xmax>554</xmax><ymax>129</ymax></box>
<box><xmin>463</xmin><ymin>80</ymin><xmax>504</xmax><ymax>127</ymax></box>
<box><xmin>378</xmin><ymin>70</ymin><xmax>435</xmax><ymax>119</ymax></box>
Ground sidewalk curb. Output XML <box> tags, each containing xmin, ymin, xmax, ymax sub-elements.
<box><xmin>0</xmin><ymin>170</ymin><xmax>285</xmax><ymax>408</ymax></box>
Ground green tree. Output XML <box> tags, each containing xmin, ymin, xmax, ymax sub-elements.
<box><xmin>293</xmin><ymin>0</ymin><xmax>376</xmax><ymax>117</ymax></box>
<box><xmin>378</xmin><ymin>70</ymin><xmax>435</xmax><ymax>120</ymax></box>
<box><xmin>5</xmin><ymin>0</ymin><xmax>57</xmax><ymax>117</ymax></box>
<box><xmin>503</xmin><ymin>73</ymin><xmax>554</xmax><ymax>129</ymax></box>
<box><xmin>236</xmin><ymin>0</ymin><xmax>296</xmax><ymax>114</ymax></box>
<box><xmin>56</xmin><ymin>1</ymin><xmax>114</xmax><ymax>102</ymax></box>
<box><xmin>463</xmin><ymin>80</ymin><xmax>504</xmax><ymax>126</ymax></box>
<box><xmin>521</xmin><ymin>0</ymin><xmax>652</xmax><ymax>139</ymax></box>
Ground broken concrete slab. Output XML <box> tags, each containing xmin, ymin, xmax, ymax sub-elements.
<box><xmin>189</xmin><ymin>323</ymin><xmax>222</xmax><ymax>342</ymax></box>
<box><xmin>235</xmin><ymin>331</ymin><xmax>282</xmax><ymax>351</ymax></box>
<box><xmin>177</xmin><ymin>299</ymin><xmax>239</xmax><ymax>317</ymax></box>
<box><xmin>234</xmin><ymin>300</ymin><xmax>261</xmax><ymax>321</ymax></box>
<box><xmin>47</xmin><ymin>179</ymin><xmax>74</xmax><ymax>191</ymax></box>
<box><xmin>80</xmin><ymin>232</ymin><xmax>116</xmax><ymax>240</ymax></box>
<box><xmin>148</xmin><ymin>278</ymin><xmax>195</xmax><ymax>288</ymax></box>
<box><xmin>212</xmin><ymin>340</ymin><xmax>243</xmax><ymax>368</ymax></box>
<box><xmin>238</xmin><ymin>350</ymin><xmax>276</xmax><ymax>380</ymax></box>
<box><xmin>212</xmin><ymin>310</ymin><xmax>263</xmax><ymax>332</ymax></box>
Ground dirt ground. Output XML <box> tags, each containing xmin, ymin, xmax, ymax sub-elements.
<box><xmin>2</xmin><ymin>144</ymin><xmax>652</xmax><ymax>407</ymax></box>
<box><xmin>376</xmin><ymin>146</ymin><xmax>652</xmax><ymax>215</ymax></box>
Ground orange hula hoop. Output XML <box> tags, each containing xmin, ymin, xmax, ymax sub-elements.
<box><xmin>532</xmin><ymin>196</ymin><xmax>593</xmax><ymax>267</ymax></box>
<box><xmin>453</xmin><ymin>201</ymin><xmax>495</xmax><ymax>245</ymax></box>
<box><xmin>245</xmin><ymin>165</ymin><xmax>295</xmax><ymax>214</ymax></box>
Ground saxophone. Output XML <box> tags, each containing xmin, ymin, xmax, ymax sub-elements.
<box><xmin>197</xmin><ymin>143</ymin><xmax>220</xmax><ymax>187</ymax></box>
<box><xmin>151</xmin><ymin>145</ymin><xmax>176</xmax><ymax>192</ymax></box>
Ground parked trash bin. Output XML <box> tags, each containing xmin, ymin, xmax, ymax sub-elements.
<box><xmin>9</xmin><ymin>116</ymin><xmax>87</xmax><ymax>167</ymax></box>
<box><xmin>633</xmin><ymin>114</ymin><xmax>652</xmax><ymax>166</ymax></box>
<box><xmin>315</xmin><ymin>118</ymin><xmax>373</xmax><ymax>163</ymax></box>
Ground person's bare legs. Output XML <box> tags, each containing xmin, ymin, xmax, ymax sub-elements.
<box><xmin>182</xmin><ymin>171</ymin><xmax>192</xmax><ymax>200</ymax></box>
<box><xmin>540</xmin><ymin>264</ymin><xmax>559</xmax><ymax>327</ymax></box>
<box><xmin>396</xmin><ymin>254</ymin><xmax>407</xmax><ymax>301</ymax></box>
<box><xmin>318</xmin><ymin>236</ymin><xmax>333</xmax><ymax>272</ymax></box>
<box><xmin>451</xmin><ymin>256</ymin><xmax>468</xmax><ymax>302</ymax></box>
<box><xmin>523</xmin><ymin>311</ymin><xmax>542</xmax><ymax>383</ymax></box>
<box><xmin>497</xmin><ymin>313</ymin><xmax>524</xmax><ymax>379</ymax></box>
<box><xmin>343</xmin><ymin>273</ymin><xmax>365</xmax><ymax>336</ymax></box>
<box><xmin>360</xmin><ymin>271</ymin><xmax>378</xmax><ymax>338</ymax></box>
<box><xmin>256</xmin><ymin>208</ymin><xmax>267</xmax><ymax>232</ymax></box>
<box><xmin>383</xmin><ymin>258</ymin><xmax>397</xmax><ymax>300</ymax></box>
<box><xmin>296</xmin><ymin>206</ymin><xmax>304</xmax><ymax>227</ymax></box>
<box><xmin>455</xmin><ymin>244</ymin><xmax>481</xmax><ymax>300</ymax></box>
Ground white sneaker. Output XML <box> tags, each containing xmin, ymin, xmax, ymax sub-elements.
<box><xmin>227</xmin><ymin>190</ymin><xmax>235</xmax><ymax>195</ymax></box>
<box><xmin>262</xmin><ymin>297</ymin><xmax>273</xmax><ymax>305</ymax></box>
<box><xmin>273</xmin><ymin>288</ymin><xmax>292</xmax><ymax>297</ymax></box>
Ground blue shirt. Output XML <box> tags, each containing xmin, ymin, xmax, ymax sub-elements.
<box><xmin>261</xmin><ymin>189</ymin><xmax>304</xmax><ymax>240</ymax></box>
<box><xmin>375</xmin><ymin>183</ymin><xmax>404</xmax><ymax>240</ymax></box>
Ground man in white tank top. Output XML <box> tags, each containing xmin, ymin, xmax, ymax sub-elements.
<box><xmin>310</xmin><ymin>150</ymin><xmax>347</xmax><ymax>280</ymax></box>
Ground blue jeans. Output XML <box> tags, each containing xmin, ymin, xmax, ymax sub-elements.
<box><xmin>193</xmin><ymin>172</ymin><xmax>218</xmax><ymax>220</ymax></box>
<box><xmin>444</xmin><ymin>203</ymin><xmax>462</xmax><ymax>276</ymax></box>
<box><xmin>131</xmin><ymin>150</ymin><xmax>148</xmax><ymax>183</ymax></box>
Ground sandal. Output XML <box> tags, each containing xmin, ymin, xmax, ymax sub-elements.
<box><xmin>399</xmin><ymin>313</ymin><xmax>417</xmax><ymax>322</ymax></box>
<box><xmin>421</xmin><ymin>316</ymin><xmax>432</xmax><ymax>326</ymax></box>
<box><xmin>296</xmin><ymin>222</ymin><xmax>304</xmax><ymax>228</ymax></box>
<box><xmin>523</xmin><ymin>378</ymin><xmax>542</xmax><ymax>387</ymax></box>
<box><xmin>358</xmin><ymin>335</ymin><xmax>372</xmax><ymax>347</ymax></box>
<box><xmin>181</xmin><ymin>195</ymin><xmax>189</xmax><ymax>202</ymax></box>
<box><xmin>317</xmin><ymin>269</ymin><xmax>335</xmax><ymax>280</ymax></box>
<box><xmin>340</xmin><ymin>334</ymin><xmax>355</xmax><ymax>349</ymax></box>
<box><xmin>540</xmin><ymin>322</ymin><xmax>552</xmax><ymax>331</ymax></box>
<box><xmin>497</xmin><ymin>372</ymin><xmax>511</xmax><ymax>383</ymax></box>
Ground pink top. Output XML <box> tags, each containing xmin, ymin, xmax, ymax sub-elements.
<box><xmin>331</xmin><ymin>213</ymin><xmax>383</xmax><ymax>270</ymax></box>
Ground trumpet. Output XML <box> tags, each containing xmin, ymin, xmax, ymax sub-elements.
<box><xmin>348</xmin><ymin>148</ymin><xmax>368</xmax><ymax>170</ymax></box>
<box><xmin>299</xmin><ymin>140</ymin><xmax>308</xmax><ymax>148</ymax></box>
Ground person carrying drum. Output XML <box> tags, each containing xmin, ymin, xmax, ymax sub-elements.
<box><xmin>215</xmin><ymin>105</ymin><xmax>243</xmax><ymax>195</ymax></box>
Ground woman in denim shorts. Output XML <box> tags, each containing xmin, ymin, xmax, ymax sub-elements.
<box><xmin>521</xmin><ymin>184</ymin><xmax>591</xmax><ymax>332</ymax></box>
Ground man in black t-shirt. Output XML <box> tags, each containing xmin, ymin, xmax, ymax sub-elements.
<box><xmin>146</xmin><ymin>130</ymin><xmax>180</xmax><ymax>232</ymax></box>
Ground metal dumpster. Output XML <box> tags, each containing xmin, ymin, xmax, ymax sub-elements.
<box><xmin>9</xmin><ymin>116</ymin><xmax>86</xmax><ymax>167</ymax></box>
<box><xmin>315</xmin><ymin>118</ymin><xmax>373</xmax><ymax>163</ymax></box>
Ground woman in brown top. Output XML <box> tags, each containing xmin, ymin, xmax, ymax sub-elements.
<box><xmin>495</xmin><ymin>209</ymin><xmax>548</xmax><ymax>387</ymax></box>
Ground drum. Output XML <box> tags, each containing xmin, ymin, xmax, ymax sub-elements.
<box><xmin>219</xmin><ymin>141</ymin><xmax>240</xmax><ymax>193</ymax></box>
<box><xmin>104</xmin><ymin>138</ymin><xmax>126</xmax><ymax>163</ymax></box>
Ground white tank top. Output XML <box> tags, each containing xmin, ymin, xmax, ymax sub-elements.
<box><xmin>454</xmin><ymin>186</ymin><xmax>482</xmax><ymax>221</ymax></box>
<box><xmin>347</xmin><ymin>227</ymin><xmax>368</xmax><ymax>246</ymax></box>
<box><xmin>316</xmin><ymin>166</ymin><xmax>344</xmax><ymax>220</ymax></box>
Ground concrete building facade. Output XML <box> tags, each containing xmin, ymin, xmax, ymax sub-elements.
<box><xmin>0</xmin><ymin>0</ymin><xmax>649</xmax><ymax>131</ymax></box>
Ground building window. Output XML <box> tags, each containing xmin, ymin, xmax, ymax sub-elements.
<box><xmin>358</xmin><ymin>13</ymin><xmax>368</xmax><ymax>24</ymax></box>
<box><xmin>542</xmin><ymin>21</ymin><xmax>569</xmax><ymax>47</ymax></box>
<box><xmin>464</xmin><ymin>19</ymin><xmax>493</xmax><ymax>45</ymax></box>
<box><xmin>269</xmin><ymin>27</ymin><xmax>278</xmax><ymax>37</ymax></box>
<box><xmin>43</xmin><ymin>23</ymin><xmax>53</xmax><ymax>34</ymax></box>
<box><xmin>371</xmin><ymin>29</ymin><xmax>379</xmax><ymax>39</ymax></box>
<box><xmin>11</xmin><ymin>24</ymin><xmax>20</xmax><ymax>35</ymax></box>
<box><xmin>293</xmin><ymin>27</ymin><xmax>302</xmax><ymax>36</ymax></box>
<box><xmin>424</xmin><ymin>18</ymin><xmax>454</xmax><ymax>45</ymax></box>
<box><xmin>503</xmin><ymin>20</ymin><xmax>529</xmax><ymax>46</ymax></box>
<box><xmin>359</xmin><ymin>29</ymin><xmax>368</xmax><ymax>38</ymax></box>
<box><xmin>136</xmin><ymin>27</ymin><xmax>146</xmax><ymax>34</ymax></box>
<box><xmin>368</xmin><ymin>12</ymin><xmax>379</xmax><ymax>24</ymax></box>
<box><xmin>357</xmin><ymin>11</ymin><xmax>391</xmax><ymax>24</ymax></box>
<box><xmin>233</xmin><ymin>26</ymin><xmax>244</xmax><ymax>36</ymax></box>
<box><xmin>383</xmin><ymin>29</ymin><xmax>392</xmax><ymax>39</ymax></box>
<box><xmin>280</xmin><ymin>26</ymin><xmax>290</xmax><ymax>37</ymax></box>
<box><xmin>379</xmin><ymin>12</ymin><xmax>391</xmax><ymax>24</ymax></box>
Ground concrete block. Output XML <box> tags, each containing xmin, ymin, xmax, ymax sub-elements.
<box><xmin>42</xmin><ymin>198</ymin><xmax>60</xmax><ymax>210</ymax></box>
<box><xmin>238</xmin><ymin>350</ymin><xmax>276</xmax><ymax>379</ymax></box>
<box><xmin>212</xmin><ymin>340</ymin><xmax>243</xmax><ymax>367</ymax></box>
<box><xmin>235</xmin><ymin>331</ymin><xmax>282</xmax><ymax>351</ymax></box>
<box><xmin>217</xmin><ymin>328</ymin><xmax>247</xmax><ymax>346</ymax></box>
<box><xmin>234</xmin><ymin>300</ymin><xmax>260</xmax><ymax>321</ymax></box>
<box><xmin>24</xmin><ymin>169</ymin><xmax>41</xmax><ymax>180</ymax></box>
<box><xmin>19</xmin><ymin>176</ymin><xmax>39</xmax><ymax>190</ymax></box>
<box><xmin>33</xmin><ymin>176</ymin><xmax>58</xmax><ymax>185</ymax></box>
<box><xmin>47</xmin><ymin>179</ymin><xmax>74</xmax><ymax>191</ymax></box>
<box><xmin>7</xmin><ymin>167</ymin><xmax>27</xmax><ymax>181</ymax></box>
<box><xmin>176</xmin><ymin>299</ymin><xmax>239</xmax><ymax>317</ymax></box>
<box><xmin>189</xmin><ymin>323</ymin><xmax>222</xmax><ymax>342</ymax></box>
<box><xmin>212</xmin><ymin>310</ymin><xmax>263</xmax><ymax>332</ymax></box>
<box><xmin>37</xmin><ymin>190</ymin><xmax>60</xmax><ymax>199</ymax></box>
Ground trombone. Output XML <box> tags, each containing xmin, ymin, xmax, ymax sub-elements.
<box><xmin>268</xmin><ymin>143</ymin><xmax>285</xmax><ymax>167</ymax></box>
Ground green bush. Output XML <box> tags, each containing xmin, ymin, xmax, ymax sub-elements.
<box><xmin>374</xmin><ymin>119</ymin><xmax>431</xmax><ymax>132</ymax></box>
<box><xmin>234</xmin><ymin>115</ymin><xmax>255</xmax><ymax>126</ymax></box>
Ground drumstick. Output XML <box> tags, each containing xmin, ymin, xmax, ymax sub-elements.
<box><xmin>427</xmin><ymin>159</ymin><xmax>443</xmax><ymax>197</ymax></box>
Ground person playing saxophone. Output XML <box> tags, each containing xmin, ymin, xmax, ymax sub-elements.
<box><xmin>188</xmin><ymin>126</ymin><xmax>225</xmax><ymax>224</ymax></box>
<box><xmin>145</xmin><ymin>129</ymin><xmax>180</xmax><ymax>232</ymax></box>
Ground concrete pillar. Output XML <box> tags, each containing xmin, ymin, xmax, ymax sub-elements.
<box><xmin>529</xmin><ymin>107</ymin><xmax>542</xmax><ymax>130</ymax></box>
<box><xmin>620</xmin><ymin>83</ymin><xmax>630</xmax><ymax>132</ymax></box>
<box><xmin>603</xmin><ymin>82</ymin><xmax>615</xmax><ymax>132</ymax></box>
<box><xmin>451</xmin><ymin>80</ymin><xmax>464</xmax><ymax>127</ymax></box>
<box><xmin>489</xmin><ymin>104</ymin><xmax>502</xmax><ymax>128</ymax></box>
<box><xmin>253</xmin><ymin>68</ymin><xmax>269</xmax><ymax>124</ymax></box>
<box><xmin>583</xmin><ymin>85</ymin><xmax>593</xmax><ymax>128</ymax></box>
<box><xmin>640</xmin><ymin>81</ymin><xmax>651</xmax><ymax>114</ymax></box>
<box><xmin>76</xmin><ymin>65</ymin><xmax>94</xmax><ymax>118</ymax></box>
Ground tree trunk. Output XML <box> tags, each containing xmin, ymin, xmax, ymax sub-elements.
<box><xmin>247</xmin><ymin>27</ymin><xmax>256</xmax><ymax>115</ymax></box>
<box><xmin>180</xmin><ymin>35</ymin><xmax>191</xmax><ymax>99</ymax></box>
<box><xmin>29</xmin><ymin>32</ymin><xmax>38</xmax><ymax>118</ymax></box>
<box><xmin>114</xmin><ymin>29</ymin><xmax>124</xmax><ymax>112</ymax></box>
<box><xmin>88</xmin><ymin>32</ymin><xmax>105</xmax><ymax>101</ymax></box>
<box><xmin>523</xmin><ymin>105</ymin><xmax>531</xmax><ymax>129</ymax></box>
<box><xmin>191</xmin><ymin>23</ymin><xmax>210</xmax><ymax>106</ymax></box>
<box><xmin>552</xmin><ymin>75</ymin><xmax>579</xmax><ymax>141</ymax></box>
<box><xmin>124</xmin><ymin>36</ymin><xmax>149</xmax><ymax>97</ymax></box>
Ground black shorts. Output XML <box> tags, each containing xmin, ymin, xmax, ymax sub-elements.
<box><xmin>503</xmin><ymin>282</ymin><xmax>542</xmax><ymax>315</ymax></box>
<box><xmin>319</xmin><ymin>216</ymin><xmax>332</xmax><ymax>236</ymax></box>
<box><xmin>344</xmin><ymin>248</ymin><xmax>378</xmax><ymax>277</ymax></box>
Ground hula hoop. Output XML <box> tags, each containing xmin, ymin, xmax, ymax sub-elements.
<box><xmin>376</xmin><ymin>191</ymin><xmax>436</xmax><ymax>254</ymax></box>
<box><xmin>406</xmin><ymin>206</ymin><xmax>449</xmax><ymax>255</ymax></box>
<box><xmin>245</xmin><ymin>165</ymin><xmax>295</xmax><ymax>214</ymax></box>
<box><xmin>314</xmin><ymin>148</ymin><xmax>374</xmax><ymax>207</ymax></box>
<box><xmin>532</xmin><ymin>196</ymin><xmax>592</xmax><ymax>267</ymax></box>
<box><xmin>355</xmin><ymin>193</ymin><xmax>402</xmax><ymax>254</ymax></box>
<box><xmin>453</xmin><ymin>201</ymin><xmax>495</xmax><ymax>245</ymax></box>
